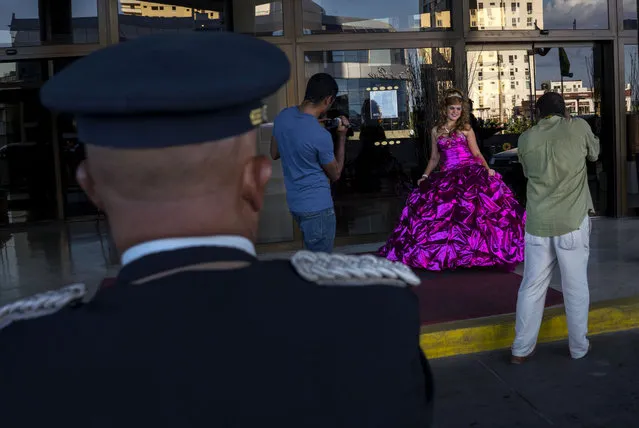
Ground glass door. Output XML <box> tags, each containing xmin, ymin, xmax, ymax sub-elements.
<box><xmin>467</xmin><ymin>42</ymin><xmax>614</xmax><ymax>216</ymax></box>
<box><xmin>624</xmin><ymin>43</ymin><xmax>639</xmax><ymax>215</ymax></box>
<box><xmin>51</xmin><ymin>57</ymin><xmax>97</xmax><ymax>219</ymax></box>
<box><xmin>304</xmin><ymin>45</ymin><xmax>456</xmax><ymax>241</ymax></box>
<box><xmin>0</xmin><ymin>60</ymin><xmax>58</xmax><ymax>226</ymax></box>
<box><xmin>532</xmin><ymin>43</ymin><xmax>611</xmax><ymax>216</ymax></box>
<box><xmin>467</xmin><ymin>44</ymin><xmax>537</xmax><ymax>204</ymax></box>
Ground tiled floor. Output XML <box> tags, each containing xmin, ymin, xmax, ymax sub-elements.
<box><xmin>1</xmin><ymin>217</ymin><xmax>638</xmax><ymax>307</ymax></box>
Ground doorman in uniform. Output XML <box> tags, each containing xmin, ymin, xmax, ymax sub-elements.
<box><xmin>0</xmin><ymin>32</ymin><xmax>434</xmax><ymax>427</ymax></box>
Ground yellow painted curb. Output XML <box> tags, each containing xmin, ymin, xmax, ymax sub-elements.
<box><xmin>420</xmin><ymin>296</ymin><xmax>639</xmax><ymax>359</ymax></box>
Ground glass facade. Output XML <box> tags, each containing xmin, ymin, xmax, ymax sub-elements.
<box><xmin>256</xmin><ymin>85</ymin><xmax>296</xmax><ymax>243</ymax></box>
<box><xmin>469</xmin><ymin>44</ymin><xmax>612</xmax><ymax>214</ymax></box>
<box><xmin>623</xmin><ymin>0</ymin><xmax>638</xmax><ymax>30</ymax></box>
<box><xmin>117</xmin><ymin>0</ymin><xmax>283</xmax><ymax>38</ymax></box>
<box><xmin>0</xmin><ymin>0</ymin><xmax>636</xmax><ymax>247</ymax></box>
<box><xmin>302</xmin><ymin>0</ymin><xmax>452</xmax><ymax>34</ymax></box>
<box><xmin>118</xmin><ymin>0</ymin><xmax>284</xmax><ymax>40</ymax></box>
<box><xmin>0</xmin><ymin>61</ymin><xmax>57</xmax><ymax>225</ymax></box>
<box><xmin>625</xmin><ymin>44</ymin><xmax>639</xmax><ymax>213</ymax></box>
<box><xmin>469</xmin><ymin>0</ymin><xmax>609</xmax><ymax>31</ymax></box>
<box><xmin>0</xmin><ymin>0</ymin><xmax>99</xmax><ymax>47</ymax></box>
<box><xmin>304</xmin><ymin>47</ymin><xmax>454</xmax><ymax>238</ymax></box>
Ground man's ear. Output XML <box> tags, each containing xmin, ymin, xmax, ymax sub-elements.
<box><xmin>76</xmin><ymin>160</ymin><xmax>105</xmax><ymax>211</ymax></box>
<box><xmin>325</xmin><ymin>95</ymin><xmax>335</xmax><ymax>109</ymax></box>
<box><xmin>240</xmin><ymin>155</ymin><xmax>272</xmax><ymax>213</ymax></box>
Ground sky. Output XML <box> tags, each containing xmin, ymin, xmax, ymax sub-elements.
<box><xmin>534</xmin><ymin>46</ymin><xmax>593</xmax><ymax>89</ymax></box>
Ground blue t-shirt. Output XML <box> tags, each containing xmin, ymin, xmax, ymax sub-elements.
<box><xmin>273</xmin><ymin>107</ymin><xmax>334</xmax><ymax>213</ymax></box>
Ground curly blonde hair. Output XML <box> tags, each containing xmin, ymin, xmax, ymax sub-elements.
<box><xmin>435</xmin><ymin>88</ymin><xmax>471</xmax><ymax>135</ymax></box>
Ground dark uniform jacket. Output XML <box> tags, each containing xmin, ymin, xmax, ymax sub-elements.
<box><xmin>0</xmin><ymin>246</ymin><xmax>434</xmax><ymax>427</ymax></box>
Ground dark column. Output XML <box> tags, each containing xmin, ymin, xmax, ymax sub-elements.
<box><xmin>224</xmin><ymin>0</ymin><xmax>234</xmax><ymax>31</ymax></box>
<box><xmin>50</xmin><ymin>0</ymin><xmax>73</xmax><ymax>43</ymax></box>
<box><xmin>38</xmin><ymin>0</ymin><xmax>73</xmax><ymax>44</ymax></box>
<box><xmin>597</xmin><ymin>42</ymin><xmax>617</xmax><ymax>217</ymax></box>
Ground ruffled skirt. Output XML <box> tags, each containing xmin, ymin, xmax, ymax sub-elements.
<box><xmin>378</xmin><ymin>164</ymin><xmax>526</xmax><ymax>271</ymax></box>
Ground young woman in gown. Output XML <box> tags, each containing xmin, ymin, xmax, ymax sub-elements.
<box><xmin>378</xmin><ymin>88</ymin><xmax>525</xmax><ymax>271</ymax></box>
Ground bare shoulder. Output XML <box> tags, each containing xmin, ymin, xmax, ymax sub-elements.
<box><xmin>290</xmin><ymin>251</ymin><xmax>421</xmax><ymax>288</ymax></box>
<box><xmin>462</xmin><ymin>123</ymin><xmax>472</xmax><ymax>132</ymax></box>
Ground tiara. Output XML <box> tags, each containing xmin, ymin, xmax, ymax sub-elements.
<box><xmin>446</xmin><ymin>92</ymin><xmax>464</xmax><ymax>100</ymax></box>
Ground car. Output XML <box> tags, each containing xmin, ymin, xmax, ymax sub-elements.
<box><xmin>489</xmin><ymin>148</ymin><xmax>526</xmax><ymax>204</ymax></box>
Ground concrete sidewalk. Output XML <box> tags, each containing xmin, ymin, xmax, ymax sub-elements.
<box><xmin>430</xmin><ymin>329</ymin><xmax>639</xmax><ymax>428</ymax></box>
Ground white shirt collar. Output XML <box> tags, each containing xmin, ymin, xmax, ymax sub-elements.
<box><xmin>120</xmin><ymin>235</ymin><xmax>256</xmax><ymax>266</ymax></box>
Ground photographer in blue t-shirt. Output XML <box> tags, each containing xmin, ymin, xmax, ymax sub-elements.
<box><xmin>270</xmin><ymin>73</ymin><xmax>349</xmax><ymax>253</ymax></box>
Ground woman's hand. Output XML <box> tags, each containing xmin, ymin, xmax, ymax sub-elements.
<box><xmin>487</xmin><ymin>168</ymin><xmax>496</xmax><ymax>177</ymax></box>
<box><xmin>417</xmin><ymin>174</ymin><xmax>428</xmax><ymax>186</ymax></box>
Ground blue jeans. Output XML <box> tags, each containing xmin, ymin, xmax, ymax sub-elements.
<box><xmin>291</xmin><ymin>207</ymin><xmax>336</xmax><ymax>253</ymax></box>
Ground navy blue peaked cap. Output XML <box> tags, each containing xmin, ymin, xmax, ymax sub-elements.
<box><xmin>40</xmin><ymin>32</ymin><xmax>290</xmax><ymax>149</ymax></box>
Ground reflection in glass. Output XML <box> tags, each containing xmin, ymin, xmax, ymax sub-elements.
<box><xmin>302</xmin><ymin>0</ymin><xmax>452</xmax><ymax>34</ymax></box>
<box><xmin>117</xmin><ymin>0</ymin><xmax>283</xmax><ymax>39</ymax></box>
<box><xmin>472</xmin><ymin>45</ymin><xmax>608</xmax><ymax>213</ymax></box>
<box><xmin>534</xmin><ymin>46</ymin><xmax>599</xmax><ymax>116</ymax></box>
<box><xmin>467</xmin><ymin>48</ymin><xmax>536</xmax><ymax>202</ymax></box>
<box><xmin>470</xmin><ymin>0</ymin><xmax>608</xmax><ymax>31</ymax></box>
<box><xmin>305</xmin><ymin>47</ymin><xmax>455</xmax><ymax>238</ymax></box>
<box><xmin>0</xmin><ymin>61</ymin><xmax>57</xmax><ymax>225</ymax></box>
<box><xmin>623</xmin><ymin>0</ymin><xmax>638</xmax><ymax>30</ymax></box>
<box><xmin>0</xmin><ymin>0</ymin><xmax>99</xmax><ymax>47</ymax></box>
<box><xmin>467</xmin><ymin>49</ymin><xmax>536</xmax><ymax>123</ymax></box>
<box><xmin>58</xmin><ymin>116</ymin><xmax>92</xmax><ymax>218</ymax></box>
<box><xmin>257</xmin><ymin>86</ymin><xmax>295</xmax><ymax>244</ymax></box>
<box><xmin>625</xmin><ymin>45</ymin><xmax>639</xmax><ymax>213</ymax></box>
<box><xmin>49</xmin><ymin>58</ymin><xmax>96</xmax><ymax>219</ymax></box>
<box><xmin>535</xmin><ymin>45</ymin><xmax>608</xmax><ymax>217</ymax></box>
<box><xmin>625</xmin><ymin>45</ymin><xmax>638</xmax><ymax>114</ymax></box>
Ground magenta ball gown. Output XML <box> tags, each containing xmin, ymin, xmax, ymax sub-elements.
<box><xmin>378</xmin><ymin>132</ymin><xmax>526</xmax><ymax>271</ymax></box>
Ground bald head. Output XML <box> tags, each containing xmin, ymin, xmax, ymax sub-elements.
<box><xmin>77</xmin><ymin>129</ymin><xmax>272</xmax><ymax>253</ymax></box>
<box><xmin>85</xmin><ymin>134</ymin><xmax>248</xmax><ymax>202</ymax></box>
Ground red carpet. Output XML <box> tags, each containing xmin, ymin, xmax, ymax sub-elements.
<box><xmin>100</xmin><ymin>269</ymin><xmax>564</xmax><ymax>326</ymax></box>
<box><xmin>413</xmin><ymin>269</ymin><xmax>564</xmax><ymax>326</ymax></box>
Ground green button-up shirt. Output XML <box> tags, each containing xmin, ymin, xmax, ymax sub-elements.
<box><xmin>517</xmin><ymin>116</ymin><xmax>600</xmax><ymax>237</ymax></box>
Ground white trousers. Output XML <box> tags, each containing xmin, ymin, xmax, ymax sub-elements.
<box><xmin>512</xmin><ymin>216</ymin><xmax>591</xmax><ymax>359</ymax></box>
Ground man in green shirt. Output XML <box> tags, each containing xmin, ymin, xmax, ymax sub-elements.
<box><xmin>511</xmin><ymin>92</ymin><xmax>600</xmax><ymax>363</ymax></box>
